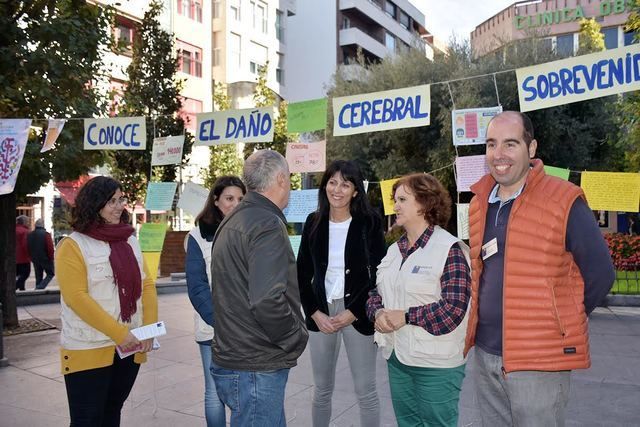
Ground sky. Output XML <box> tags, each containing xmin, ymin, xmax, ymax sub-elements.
<box><xmin>414</xmin><ymin>0</ymin><xmax>517</xmax><ymax>42</ymax></box>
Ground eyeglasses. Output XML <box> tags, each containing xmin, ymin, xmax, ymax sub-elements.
<box><xmin>107</xmin><ymin>197</ymin><xmax>128</xmax><ymax>207</ymax></box>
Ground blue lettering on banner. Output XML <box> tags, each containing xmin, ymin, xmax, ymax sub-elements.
<box><xmin>87</xmin><ymin>123</ymin><xmax>142</xmax><ymax>147</ymax></box>
<box><xmin>337</xmin><ymin>94</ymin><xmax>429</xmax><ymax>130</ymax></box>
<box><xmin>198</xmin><ymin>119</ymin><xmax>221</xmax><ymax>141</ymax></box>
<box><xmin>521</xmin><ymin>53</ymin><xmax>640</xmax><ymax>102</ymax></box>
<box><xmin>223</xmin><ymin>111</ymin><xmax>272</xmax><ymax>140</ymax></box>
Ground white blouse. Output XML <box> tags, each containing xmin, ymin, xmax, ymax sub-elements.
<box><xmin>324</xmin><ymin>217</ymin><xmax>352</xmax><ymax>303</ymax></box>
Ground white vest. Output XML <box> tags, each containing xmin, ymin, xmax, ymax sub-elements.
<box><xmin>185</xmin><ymin>227</ymin><xmax>214</xmax><ymax>342</ymax></box>
<box><xmin>60</xmin><ymin>232</ymin><xmax>144</xmax><ymax>350</ymax></box>
<box><xmin>375</xmin><ymin>226</ymin><xmax>471</xmax><ymax>368</ymax></box>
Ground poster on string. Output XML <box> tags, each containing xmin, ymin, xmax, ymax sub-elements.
<box><xmin>580</xmin><ymin>171</ymin><xmax>640</xmax><ymax>213</ymax></box>
<box><xmin>287</xmin><ymin>98</ymin><xmax>328</xmax><ymax>133</ymax></box>
<box><xmin>138</xmin><ymin>223</ymin><xmax>168</xmax><ymax>252</ymax></box>
<box><xmin>456</xmin><ymin>203</ymin><xmax>470</xmax><ymax>240</ymax></box>
<box><xmin>455</xmin><ymin>155</ymin><xmax>489</xmax><ymax>192</ymax></box>
<box><xmin>84</xmin><ymin>117</ymin><xmax>146</xmax><ymax>150</ymax></box>
<box><xmin>333</xmin><ymin>85</ymin><xmax>430</xmax><ymax>136</ymax></box>
<box><xmin>516</xmin><ymin>44</ymin><xmax>640</xmax><ymax>112</ymax></box>
<box><xmin>144</xmin><ymin>182</ymin><xmax>178</xmax><ymax>211</ymax></box>
<box><xmin>195</xmin><ymin>106</ymin><xmax>275</xmax><ymax>146</ymax></box>
<box><xmin>42</xmin><ymin>119</ymin><xmax>66</xmax><ymax>153</ymax></box>
<box><xmin>285</xmin><ymin>141</ymin><xmax>326</xmax><ymax>173</ymax></box>
<box><xmin>451</xmin><ymin>106</ymin><xmax>502</xmax><ymax>146</ymax></box>
<box><xmin>283</xmin><ymin>189</ymin><xmax>318</xmax><ymax>223</ymax></box>
<box><xmin>151</xmin><ymin>135</ymin><xmax>185</xmax><ymax>166</ymax></box>
<box><xmin>0</xmin><ymin>119</ymin><xmax>32</xmax><ymax>195</ymax></box>
<box><xmin>380</xmin><ymin>178</ymin><xmax>399</xmax><ymax>216</ymax></box>
<box><xmin>177</xmin><ymin>181</ymin><xmax>210</xmax><ymax>216</ymax></box>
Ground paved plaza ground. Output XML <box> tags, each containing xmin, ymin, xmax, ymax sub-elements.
<box><xmin>1</xmin><ymin>290</ymin><xmax>640</xmax><ymax>426</ymax></box>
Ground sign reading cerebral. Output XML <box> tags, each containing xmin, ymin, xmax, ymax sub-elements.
<box><xmin>516</xmin><ymin>44</ymin><xmax>640</xmax><ymax>112</ymax></box>
<box><xmin>84</xmin><ymin>117</ymin><xmax>146</xmax><ymax>150</ymax></box>
<box><xmin>195</xmin><ymin>106</ymin><xmax>275</xmax><ymax>146</ymax></box>
<box><xmin>333</xmin><ymin>84</ymin><xmax>431</xmax><ymax>136</ymax></box>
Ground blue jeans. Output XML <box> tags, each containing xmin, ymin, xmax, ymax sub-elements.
<box><xmin>210</xmin><ymin>359</ymin><xmax>289</xmax><ymax>427</ymax></box>
<box><xmin>198</xmin><ymin>344</ymin><xmax>226</xmax><ymax>427</ymax></box>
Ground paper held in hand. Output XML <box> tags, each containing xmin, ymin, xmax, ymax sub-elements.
<box><xmin>116</xmin><ymin>321</ymin><xmax>167</xmax><ymax>358</ymax></box>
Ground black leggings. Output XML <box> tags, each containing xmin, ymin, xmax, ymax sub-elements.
<box><xmin>64</xmin><ymin>353</ymin><xmax>140</xmax><ymax>427</ymax></box>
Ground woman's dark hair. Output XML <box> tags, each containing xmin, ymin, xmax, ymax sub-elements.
<box><xmin>195</xmin><ymin>176</ymin><xmax>246</xmax><ymax>226</ymax></box>
<box><xmin>392</xmin><ymin>173</ymin><xmax>451</xmax><ymax>227</ymax></box>
<box><xmin>71</xmin><ymin>176</ymin><xmax>129</xmax><ymax>232</ymax></box>
<box><xmin>310</xmin><ymin>160</ymin><xmax>377</xmax><ymax>235</ymax></box>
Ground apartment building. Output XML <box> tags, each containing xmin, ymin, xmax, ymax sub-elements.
<box><xmin>470</xmin><ymin>0</ymin><xmax>636</xmax><ymax>58</ymax></box>
<box><xmin>286</xmin><ymin>0</ymin><xmax>436</xmax><ymax>102</ymax></box>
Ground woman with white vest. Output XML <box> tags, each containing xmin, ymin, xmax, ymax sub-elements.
<box><xmin>55</xmin><ymin>176</ymin><xmax>158</xmax><ymax>426</ymax></box>
<box><xmin>366</xmin><ymin>173</ymin><xmax>471</xmax><ymax>427</ymax></box>
<box><xmin>185</xmin><ymin>175</ymin><xmax>245</xmax><ymax>427</ymax></box>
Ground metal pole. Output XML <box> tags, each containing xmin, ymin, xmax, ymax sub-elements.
<box><xmin>0</xmin><ymin>303</ymin><xmax>8</xmax><ymax>367</ymax></box>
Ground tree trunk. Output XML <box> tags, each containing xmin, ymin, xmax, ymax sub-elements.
<box><xmin>0</xmin><ymin>192</ymin><xmax>18</xmax><ymax>328</ymax></box>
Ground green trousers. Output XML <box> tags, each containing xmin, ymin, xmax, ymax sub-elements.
<box><xmin>387</xmin><ymin>352</ymin><xmax>466</xmax><ymax>427</ymax></box>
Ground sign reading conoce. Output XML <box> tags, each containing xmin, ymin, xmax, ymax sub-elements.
<box><xmin>84</xmin><ymin>117</ymin><xmax>146</xmax><ymax>150</ymax></box>
<box><xmin>333</xmin><ymin>84</ymin><xmax>431</xmax><ymax>136</ymax></box>
<box><xmin>516</xmin><ymin>43</ymin><xmax>640</xmax><ymax>112</ymax></box>
<box><xmin>195</xmin><ymin>106</ymin><xmax>275</xmax><ymax>146</ymax></box>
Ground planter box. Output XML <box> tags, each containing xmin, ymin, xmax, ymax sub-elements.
<box><xmin>610</xmin><ymin>270</ymin><xmax>640</xmax><ymax>295</ymax></box>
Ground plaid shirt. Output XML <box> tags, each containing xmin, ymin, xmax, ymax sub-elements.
<box><xmin>366</xmin><ymin>225</ymin><xmax>471</xmax><ymax>336</ymax></box>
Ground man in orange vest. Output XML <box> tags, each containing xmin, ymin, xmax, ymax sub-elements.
<box><xmin>464</xmin><ymin>111</ymin><xmax>614</xmax><ymax>426</ymax></box>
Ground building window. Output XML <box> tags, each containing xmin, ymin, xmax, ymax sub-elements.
<box><xmin>624</xmin><ymin>30</ymin><xmax>638</xmax><ymax>46</ymax></box>
<box><xmin>399</xmin><ymin>11</ymin><xmax>410</xmax><ymax>30</ymax></box>
<box><xmin>213</xmin><ymin>32</ymin><xmax>222</xmax><ymax>66</ymax></box>
<box><xmin>276</xmin><ymin>9</ymin><xmax>284</xmax><ymax>41</ymax></box>
<box><xmin>177</xmin><ymin>0</ymin><xmax>202</xmax><ymax>22</ymax></box>
<box><xmin>213</xmin><ymin>0</ymin><xmax>221</xmax><ymax>18</ymax></box>
<box><xmin>276</xmin><ymin>53</ymin><xmax>284</xmax><ymax>84</ymax></box>
<box><xmin>384</xmin><ymin>1</ymin><xmax>396</xmax><ymax>19</ymax></box>
<box><xmin>177</xmin><ymin>40</ymin><xmax>203</xmax><ymax>77</ymax></box>
<box><xmin>229</xmin><ymin>32</ymin><xmax>241</xmax><ymax>68</ymax></box>
<box><xmin>556</xmin><ymin>33</ymin><xmax>574</xmax><ymax>57</ymax></box>
<box><xmin>385</xmin><ymin>31</ymin><xmax>395</xmax><ymax>51</ymax></box>
<box><xmin>180</xmin><ymin>97</ymin><xmax>203</xmax><ymax>132</ymax></box>
<box><xmin>251</xmin><ymin>1</ymin><xmax>268</xmax><ymax>34</ymax></box>
<box><xmin>342</xmin><ymin>16</ymin><xmax>351</xmax><ymax>29</ymax></box>
<box><xmin>249</xmin><ymin>41</ymin><xmax>267</xmax><ymax>74</ymax></box>
<box><xmin>602</xmin><ymin>27</ymin><xmax>618</xmax><ymax>49</ymax></box>
<box><xmin>230</xmin><ymin>0</ymin><xmax>240</xmax><ymax>21</ymax></box>
<box><xmin>113</xmin><ymin>16</ymin><xmax>135</xmax><ymax>54</ymax></box>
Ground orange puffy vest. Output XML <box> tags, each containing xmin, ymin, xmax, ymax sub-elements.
<box><xmin>464</xmin><ymin>159</ymin><xmax>591</xmax><ymax>373</ymax></box>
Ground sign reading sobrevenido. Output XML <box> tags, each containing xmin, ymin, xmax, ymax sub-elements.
<box><xmin>516</xmin><ymin>43</ymin><xmax>640</xmax><ymax>112</ymax></box>
<box><xmin>195</xmin><ymin>106</ymin><xmax>275</xmax><ymax>146</ymax></box>
<box><xmin>332</xmin><ymin>85</ymin><xmax>430</xmax><ymax>137</ymax></box>
<box><xmin>84</xmin><ymin>117</ymin><xmax>146</xmax><ymax>150</ymax></box>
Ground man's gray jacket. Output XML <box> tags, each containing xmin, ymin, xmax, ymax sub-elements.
<box><xmin>211</xmin><ymin>191</ymin><xmax>308</xmax><ymax>370</ymax></box>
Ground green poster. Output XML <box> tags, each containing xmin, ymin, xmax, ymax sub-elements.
<box><xmin>544</xmin><ymin>165</ymin><xmax>570</xmax><ymax>181</ymax></box>
<box><xmin>287</xmin><ymin>98</ymin><xmax>328</xmax><ymax>133</ymax></box>
<box><xmin>139</xmin><ymin>223</ymin><xmax>168</xmax><ymax>252</ymax></box>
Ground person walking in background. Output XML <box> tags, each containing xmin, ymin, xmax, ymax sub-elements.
<box><xmin>367</xmin><ymin>173</ymin><xmax>471</xmax><ymax>427</ymax></box>
<box><xmin>15</xmin><ymin>215</ymin><xmax>31</xmax><ymax>291</ymax></box>
<box><xmin>55</xmin><ymin>176</ymin><xmax>158</xmax><ymax>426</ymax></box>
<box><xmin>185</xmin><ymin>175</ymin><xmax>246</xmax><ymax>427</ymax></box>
<box><xmin>27</xmin><ymin>218</ymin><xmax>55</xmax><ymax>290</ymax></box>
<box><xmin>210</xmin><ymin>150</ymin><xmax>308</xmax><ymax>426</ymax></box>
<box><xmin>465</xmin><ymin>111</ymin><xmax>615</xmax><ymax>426</ymax></box>
<box><xmin>297</xmin><ymin>160</ymin><xmax>385</xmax><ymax>427</ymax></box>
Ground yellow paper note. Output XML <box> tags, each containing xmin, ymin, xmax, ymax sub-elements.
<box><xmin>379</xmin><ymin>178</ymin><xmax>398</xmax><ymax>216</ymax></box>
<box><xmin>142</xmin><ymin>252</ymin><xmax>162</xmax><ymax>284</ymax></box>
<box><xmin>581</xmin><ymin>172</ymin><xmax>640</xmax><ymax>213</ymax></box>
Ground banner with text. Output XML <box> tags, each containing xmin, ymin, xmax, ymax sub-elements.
<box><xmin>84</xmin><ymin>116</ymin><xmax>146</xmax><ymax>150</ymax></box>
<box><xmin>195</xmin><ymin>106</ymin><xmax>275</xmax><ymax>146</ymax></box>
<box><xmin>283</xmin><ymin>189</ymin><xmax>318</xmax><ymax>223</ymax></box>
<box><xmin>0</xmin><ymin>119</ymin><xmax>32</xmax><ymax>195</ymax></box>
<box><xmin>455</xmin><ymin>155</ymin><xmax>489</xmax><ymax>192</ymax></box>
<box><xmin>287</xmin><ymin>98</ymin><xmax>328</xmax><ymax>133</ymax></box>
<box><xmin>580</xmin><ymin>171</ymin><xmax>640</xmax><ymax>213</ymax></box>
<box><xmin>452</xmin><ymin>106</ymin><xmax>502</xmax><ymax>146</ymax></box>
<box><xmin>144</xmin><ymin>182</ymin><xmax>178</xmax><ymax>211</ymax></box>
<box><xmin>151</xmin><ymin>135</ymin><xmax>185</xmax><ymax>166</ymax></box>
<box><xmin>516</xmin><ymin>44</ymin><xmax>640</xmax><ymax>112</ymax></box>
<box><xmin>285</xmin><ymin>141</ymin><xmax>326</xmax><ymax>173</ymax></box>
<box><xmin>333</xmin><ymin>84</ymin><xmax>431</xmax><ymax>136</ymax></box>
<box><xmin>177</xmin><ymin>181</ymin><xmax>209</xmax><ymax>216</ymax></box>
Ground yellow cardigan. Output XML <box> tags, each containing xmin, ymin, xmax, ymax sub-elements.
<box><xmin>56</xmin><ymin>238</ymin><xmax>158</xmax><ymax>375</ymax></box>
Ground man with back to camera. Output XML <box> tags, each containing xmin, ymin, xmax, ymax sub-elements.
<box><xmin>27</xmin><ymin>218</ymin><xmax>56</xmax><ymax>289</ymax></box>
<box><xmin>464</xmin><ymin>111</ymin><xmax>615</xmax><ymax>426</ymax></box>
<box><xmin>210</xmin><ymin>149</ymin><xmax>308</xmax><ymax>426</ymax></box>
<box><xmin>15</xmin><ymin>215</ymin><xmax>31</xmax><ymax>291</ymax></box>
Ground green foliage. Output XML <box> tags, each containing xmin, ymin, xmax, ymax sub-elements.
<box><xmin>578</xmin><ymin>18</ymin><xmax>605</xmax><ymax>54</ymax></box>
<box><xmin>0</xmin><ymin>0</ymin><xmax>112</xmax><ymax>196</ymax></box>
<box><xmin>110</xmin><ymin>0</ymin><xmax>192</xmax><ymax>203</ymax></box>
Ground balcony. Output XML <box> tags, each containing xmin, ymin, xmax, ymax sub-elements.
<box><xmin>339</xmin><ymin>0</ymin><xmax>421</xmax><ymax>46</ymax></box>
<box><xmin>339</xmin><ymin>27</ymin><xmax>390</xmax><ymax>60</ymax></box>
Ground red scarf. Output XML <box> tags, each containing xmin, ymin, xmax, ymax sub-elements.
<box><xmin>82</xmin><ymin>223</ymin><xmax>141</xmax><ymax>322</ymax></box>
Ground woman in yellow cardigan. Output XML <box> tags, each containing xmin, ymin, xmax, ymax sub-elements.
<box><xmin>55</xmin><ymin>176</ymin><xmax>158</xmax><ymax>426</ymax></box>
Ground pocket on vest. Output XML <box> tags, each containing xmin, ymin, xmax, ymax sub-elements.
<box><xmin>410</xmin><ymin>330</ymin><xmax>462</xmax><ymax>360</ymax></box>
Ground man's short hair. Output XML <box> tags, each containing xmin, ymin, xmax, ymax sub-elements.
<box><xmin>243</xmin><ymin>149</ymin><xmax>289</xmax><ymax>192</ymax></box>
<box><xmin>489</xmin><ymin>111</ymin><xmax>535</xmax><ymax>147</ymax></box>
<box><xmin>16</xmin><ymin>215</ymin><xmax>29</xmax><ymax>225</ymax></box>
<box><xmin>34</xmin><ymin>218</ymin><xmax>44</xmax><ymax>228</ymax></box>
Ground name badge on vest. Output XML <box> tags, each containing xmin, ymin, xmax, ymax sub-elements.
<box><xmin>481</xmin><ymin>238</ymin><xmax>498</xmax><ymax>261</ymax></box>
<box><xmin>411</xmin><ymin>265</ymin><xmax>431</xmax><ymax>274</ymax></box>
